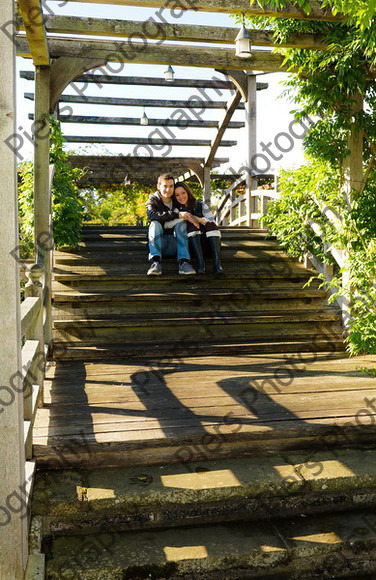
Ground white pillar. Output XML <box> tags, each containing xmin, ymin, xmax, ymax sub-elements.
<box><xmin>203</xmin><ymin>166</ymin><xmax>211</xmax><ymax>205</ymax></box>
<box><xmin>34</xmin><ymin>66</ymin><xmax>52</xmax><ymax>345</ymax></box>
<box><xmin>0</xmin><ymin>2</ymin><xmax>28</xmax><ymax>576</ymax></box>
<box><xmin>245</xmin><ymin>74</ymin><xmax>257</xmax><ymax>226</ymax></box>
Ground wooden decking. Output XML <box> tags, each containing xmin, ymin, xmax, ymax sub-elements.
<box><xmin>33</xmin><ymin>352</ymin><xmax>376</xmax><ymax>468</ymax></box>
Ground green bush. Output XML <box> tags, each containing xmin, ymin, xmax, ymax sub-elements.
<box><xmin>263</xmin><ymin>158</ymin><xmax>376</xmax><ymax>355</ymax></box>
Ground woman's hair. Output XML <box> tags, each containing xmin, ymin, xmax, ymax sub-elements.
<box><xmin>174</xmin><ymin>182</ymin><xmax>197</xmax><ymax>212</ymax></box>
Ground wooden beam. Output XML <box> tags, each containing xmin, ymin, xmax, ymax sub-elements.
<box><xmin>16</xmin><ymin>36</ymin><xmax>288</xmax><ymax>73</ymax></box>
<box><xmin>205</xmin><ymin>90</ymin><xmax>242</xmax><ymax>168</ymax></box>
<box><xmin>43</xmin><ymin>114</ymin><xmax>245</xmax><ymax>129</ymax></box>
<box><xmin>16</xmin><ymin>15</ymin><xmax>330</xmax><ymax>49</ymax></box>
<box><xmin>64</xmin><ymin>136</ymin><xmax>237</xmax><ymax>146</ymax></box>
<box><xmin>17</xmin><ymin>0</ymin><xmax>49</xmax><ymax>65</ymax></box>
<box><xmin>45</xmin><ymin>0</ymin><xmax>344</xmax><ymax>21</ymax></box>
<box><xmin>21</xmin><ymin>70</ymin><xmax>232</xmax><ymax>89</ymax></box>
<box><xmin>67</xmin><ymin>155</ymin><xmax>228</xmax><ymax>185</ymax></box>
<box><xmin>21</xmin><ymin>70</ymin><xmax>269</xmax><ymax>91</ymax></box>
<box><xmin>25</xmin><ymin>93</ymin><xmax>246</xmax><ymax>109</ymax></box>
<box><xmin>216</xmin><ymin>69</ymin><xmax>248</xmax><ymax>102</ymax></box>
<box><xmin>68</xmin><ymin>155</ymin><xmax>227</xmax><ymax>166</ymax></box>
<box><xmin>49</xmin><ymin>57</ymin><xmax>105</xmax><ymax>112</ymax></box>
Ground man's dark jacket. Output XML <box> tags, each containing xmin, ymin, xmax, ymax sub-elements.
<box><xmin>145</xmin><ymin>192</ymin><xmax>180</xmax><ymax>226</ymax></box>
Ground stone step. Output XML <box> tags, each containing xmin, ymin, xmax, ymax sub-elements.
<box><xmin>52</xmin><ymin>290</ymin><xmax>333</xmax><ymax>318</ymax></box>
<box><xmin>52</xmin><ymin>336</ymin><xmax>345</xmax><ymax>360</ymax></box>
<box><xmin>32</xmin><ymin>448</ymin><xmax>376</xmax><ymax>538</ymax></box>
<box><xmin>52</xmin><ymin>312</ymin><xmax>342</xmax><ymax>345</ymax></box>
<box><xmin>42</xmin><ymin>505</ymin><xmax>376</xmax><ymax>579</ymax></box>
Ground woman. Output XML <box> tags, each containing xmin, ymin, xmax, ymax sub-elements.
<box><xmin>174</xmin><ymin>182</ymin><xmax>223</xmax><ymax>274</ymax></box>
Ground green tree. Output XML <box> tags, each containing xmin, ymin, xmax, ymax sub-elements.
<box><xmin>18</xmin><ymin>118</ymin><xmax>84</xmax><ymax>256</ymax></box>
<box><xmin>241</xmin><ymin>4</ymin><xmax>376</xmax><ymax>354</ymax></box>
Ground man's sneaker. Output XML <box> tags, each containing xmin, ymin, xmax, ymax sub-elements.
<box><xmin>178</xmin><ymin>261</ymin><xmax>196</xmax><ymax>275</ymax></box>
<box><xmin>147</xmin><ymin>261</ymin><xmax>162</xmax><ymax>276</ymax></box>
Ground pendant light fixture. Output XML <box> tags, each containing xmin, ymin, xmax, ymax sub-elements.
<box><xmin>235</xmin><ymin>14</ymin><xmax>252</xmax><ymax>58</ymax></box>
<box><xmin>140</xmin><ymin>107</ymin><xmax>149</xmax><ymax>125</ymax></box>
<box><xmin>164</xmin><ymin>65</ymin><xmax>175</xmax><ymax>82</ymax></box>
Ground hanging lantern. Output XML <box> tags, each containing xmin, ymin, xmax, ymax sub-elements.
<box><xmin>235</xmin><ymin>16</ymin><xmax>252</xmax><ymax>59</ymax></box>
<box><xmin>140</xmin><ymin>108</ymin><xmax>149</xmax><ymax>125</ymax></box>
<box><xmin>164</xmin><ymin>65</ymin><xmax>175</xmax><ymax>82</ymax></box>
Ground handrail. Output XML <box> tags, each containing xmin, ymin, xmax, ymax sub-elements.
<box><xmin>21</xmin><ymin>297</ymin><xmax>42</xmax><ymax>337</ymax></box>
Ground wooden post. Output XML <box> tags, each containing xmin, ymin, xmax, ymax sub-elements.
<box><xmin>245</xmin><ymin>73</ymin><xmax>257</xmax><ymax>227</ymax></box>
<box><xmin>343</xmin><ymin>92</ymin><xmax>363</xmax><ymax>203</ymax></box>
<box><xmin>342</xmin><ymin>93</ymin><xmax>363</xmax><ymax>327</ymax></box>
<box><xmin>34</xmin><ymin>66</ymin><xmax>52</xmax><ymax>345</ymax></box>
<box><xmin>203</xmin><ymin>166</ymin><xmax>211</xmax><ymax>205</ymax></box>
<box><xmin>0</xmin><ymin>2</ymin><xmax>28</xmax><ymax>575</ymax></box>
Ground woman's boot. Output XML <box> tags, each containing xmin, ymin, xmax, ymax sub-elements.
<box><xmin>208</xmin><ymin>235</ymin><xmax>223</xmax><ymax>274</ymax></box>
<box><xmin>189</xmin><ymin>235</ymin><xmax>206</xmax><ymax>274</ymax></box>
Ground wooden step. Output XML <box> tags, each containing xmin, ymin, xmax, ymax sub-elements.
<box><xmin>52</xmin><ymin>270</ymin><xmax>318</xmax><ymax>292</ymax></box>
<box><xmin>52</xmin><ymin>312</ymin><xmax>342</xmax><ymax>346</ymax></box>
<box><xmin>52</xmin><ymin>291</ymin><xmax>333</xmax><ymax>318</ymax></box>
<box><xmin>52</xmin><ymin>336</ymin><xmax>346</xmax><ymax>360</ymax></box>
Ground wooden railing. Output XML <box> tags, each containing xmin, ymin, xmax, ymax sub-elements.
<box><xmin>215</xmin><ymin>173</ymin><xmax>279</xmax><ymax>227</ymax></box>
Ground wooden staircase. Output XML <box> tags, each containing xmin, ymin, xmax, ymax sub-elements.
<box><xmin>30</xmin><ymin>226</ymin><xmax>376</xmax><ymax>578</ymax></box>
<box><xmin>52</xmin><ymin>225</ymin><xmax>345</xmax><ymax>360</ymax></box>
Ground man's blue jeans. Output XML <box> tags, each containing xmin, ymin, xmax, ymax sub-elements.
<box><xmin>148</xmin><ymin>220</ymin><xmax>190</xmax><ymax>261</ymax></box>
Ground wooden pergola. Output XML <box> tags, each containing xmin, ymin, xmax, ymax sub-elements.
<box><xmin>1</xmin><ymin>1</ymin><xmax>365</xmax><ymax>577</ymax></box>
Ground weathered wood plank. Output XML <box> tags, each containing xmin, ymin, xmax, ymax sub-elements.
<box><xmin>26</xmin><ymin>92</ymin><xmax>245</xmax><ymax>109</ymax></box>
<box><xmin>45</xmin><ymin>0</ymin><xmax>344</xmax><ymax>21</ymax></box>
<box><xmin>16</xmin><ymin>37</ymin><xmax>288</xmax><ymax>72</ymax></box>
<box><xmin>32</xmin><ymin>411</ymin><xmax>376</xmax><ymax>447</ymax></box>
<box><xmin>42</xmin><ymin>114</ymin><xmax>245</xmax><ymax>129</ymax></box>
<box><xmin>17</xmin><ymin>0</ymin><xmax>49</xmax><ymax>65</ymax></box>
<box><xmin>63</xmin><ymin>135</ymin><xmax>236</xmax><ymax>147</ymax></box>
<box><xmin>16</xmin><ymin>16</ymin><xmax>329</xmax><ymax>50</ymax></box>
<box><xmin>20</xmin><ymin>70</ymin><xmax>268</xmax><ymax>91</ymax></box>
<box><xmin>205</xmin><ymin>90</ymin><xmax>242</xmax><ymax>168</ymax></box>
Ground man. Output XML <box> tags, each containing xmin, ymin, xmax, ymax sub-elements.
<box><xmin>146</xmin><ymin>173</ymin><xmax>196</xmax><ymax>275</ymax></box>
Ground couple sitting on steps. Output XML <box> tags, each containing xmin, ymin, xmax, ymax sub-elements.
<box><xmin>146</xmin><ymin>173</ymin><xmax>223</xmax><ymax>276</ymax></box>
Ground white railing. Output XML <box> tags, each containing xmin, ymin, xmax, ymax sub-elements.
<box><xmin>215</xmin><ymin>174</ymin><xmax>350</xmax><ymax>325</ymax></box>
<box><xmin>215</xmin><ymin>173</ymin><xmax>279</xmax><ymax>228</ymax></box>
<box><xmin>21</xmin><ymin>268</ymin><xmax>45</xmax><ymax>460</ymax></box>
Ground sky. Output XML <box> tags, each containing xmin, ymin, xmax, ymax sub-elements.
<box><xmin>15</xmin><ymin>1</ymin><xmax>306</xmax><ymax>175</ymax></box>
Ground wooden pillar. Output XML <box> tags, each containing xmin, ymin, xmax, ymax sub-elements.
<box><xmin>343</xmin><ymin>93</ymin><xmax>364</xmax><ymax>203</ymax></box>
<box><xmin>245</xmin><ymin>74</ymin><xmax>257</xmax><ymax>226</ymax></box>
<box><xmin>203</xmin><ymin>166</ymin><xmax>211</xmax><ymax>205</ymax></box>
<box><xmin>34</xmin><ymin>66</ymin><xmax>52</xmax><ymax>345</ymax></box>
<box><xmin>0</xmin><ymin>2</ymin><xmax>28</xmax><ymax>576</ymax></box>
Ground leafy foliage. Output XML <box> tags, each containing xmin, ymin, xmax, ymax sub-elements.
<box><xmin>243</xmin><ymin>4</ymin><xmax>376</xmax><ymax>354</ymax></box>
<box><xmin>263</xmin><ymin>159</ymin><xmax>376</xmax><ymax>355</ymax></box>
<box><xmin>49</xmin><ymin>118</ymin><xmax>84</xmax><ymax>248</ymax></box>
<box><xmin>18</xmin><ymin>118</ymin><xmax>85</xmax><ymax>256</ymax></box>
<box><xmin>81</xmin><ymin>182</ymin><xmax>152</xmax><ymax>225</ymax></box>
